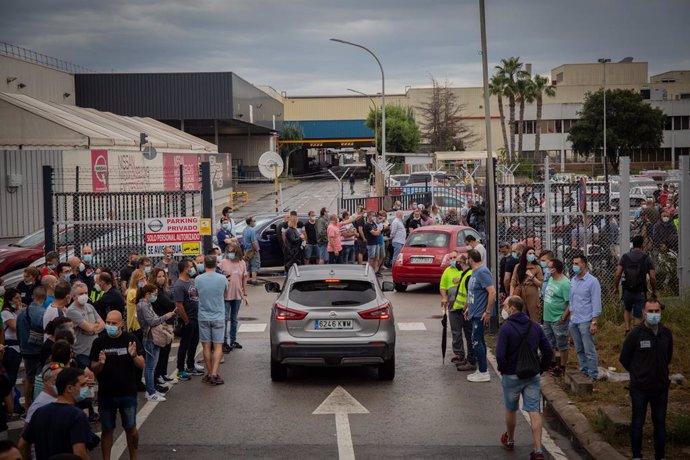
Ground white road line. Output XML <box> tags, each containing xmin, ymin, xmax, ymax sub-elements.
<box><xmin>397</xmin><ymin>322</ymin><xmax>427</xmax><ymax>331</ymax></box>
<box><xmin>486</xmin><ymin>350</ymin><xmax>567</xmax><ymax>459</ymax></box>
<box><xmin>238</xmin><ymin>323</ymin><xmax>267</xmax><ymax>333</ymax></box>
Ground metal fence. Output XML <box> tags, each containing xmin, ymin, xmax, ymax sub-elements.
<box><xmin>339</xmin><ymin>192</ymin><xmax>432</xmax><ymax>215</ymax></box>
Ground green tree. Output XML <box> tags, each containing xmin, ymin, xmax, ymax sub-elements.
<box><xmin>417</xmin><ymin>76</ymin><xmax>476</xmax><ymax>152</ymax></box>
<box><xmin>279</xmin><ymin>123</ymin><xmax>304</xmax><ymax>177</ymax></box>
<box><xmin>489</xmin><ymin>74</ymin><xmax>510</xmax><ymax>156</ymax></box>
<box><xmin>568</xmin><ymin>89</ymin><xmax>665</xmax><ymax>170</ymax></box>
<box><xmin>515</xmin><ymin>77</ymin><xmax>535</xmax><ymax>158</ymax></box>
<box><xmin>532</xmin><ymin>74</ymin><xmax>557</xmax><ymax>159</ymax></box>
<box><xmin>365</xmin><ymin>105</ymin><xmax>420</xmax><ymax>154</ymax></box>
<box><xmin>494</xmin><ymin>57</ymin><xmax>529</xmax><ymax>162</ymax></box>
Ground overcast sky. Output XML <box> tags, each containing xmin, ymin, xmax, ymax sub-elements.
<box><xmin>2</xmin><ymin>0</ymin><xmax>689</xmax><ymax>96</ymax></box>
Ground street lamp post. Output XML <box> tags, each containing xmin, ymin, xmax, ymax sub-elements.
<box><xmin>331</xmin><ymin>39</ymin><xmax>386</xmax><ymax>165</ymax></box>
<box><xmin>347</xmin><ymin>88</ymin><xmax>378</xmax><ymax>152</ymax></box>
<box><xmin>598</xmin><ymin>58</ymin><xmax>611</xmax><ymax>182</ymax></box>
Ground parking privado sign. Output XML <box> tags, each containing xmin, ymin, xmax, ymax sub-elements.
<box><xmin>145</xmin><ymin>217</ymin><xmax>201</xmax><ymax>256</ymax></box>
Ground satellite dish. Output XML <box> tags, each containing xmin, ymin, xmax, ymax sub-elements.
<box><xmin>258</xmin><ymin>151</ymin><xmax>284</xmax><ymax>179</ymax></box>
<box><xmin>142</xmin><ymin>145</ymin><xmax>157</xmax><ymax>160</ymax></box>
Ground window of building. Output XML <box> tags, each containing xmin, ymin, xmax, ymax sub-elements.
<box><xmin>555</xmin><ymin>120</ymin><xmax>562</xmax><ymax>133</ymax></box>
<box><xmin>673</xmin><ymin>116</ymin><xmax>689</xmax><ymax>130</ymax></box>
<box><xmin>556</xmin><ymin>73</ymin><xmax>563</xmax><ymax>82</ymax></box>
<box><xmin>563</xmin><ymin>119</ymin><xmax>577</xmax><ymax>133</ymax></box>
<box><xmin>664</xmin><ymin>116</ymin><xmax>673</xmax><ymax>131</ymax></box>
<box><xmin>640</xmin><ymin>89</ymin><xmax>650</xmax><ymax>100</ymax></box>
<box><xmin>680</xmin><ymin>93</ymin><xmax>690</xmax><ymax>100</ymax></box>
<box><xmin>537</xmin><ymin>120</ymin><xmax>556</xmax><ymax>134</ymax></box>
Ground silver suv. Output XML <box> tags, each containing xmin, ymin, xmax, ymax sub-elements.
<box><xmin>266</xmin><ymin>264</ymin><xmax>396</xmax><ymax>381</ymax></box>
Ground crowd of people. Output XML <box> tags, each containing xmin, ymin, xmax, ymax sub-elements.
<box><xmin>440</xmin><ymin>231</ymin><xmax>673</xmax><ymax>460</ymax></box>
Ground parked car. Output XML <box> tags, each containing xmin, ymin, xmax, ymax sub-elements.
<box><xmin>267</xmin><ymin>264</ymin><xmax>396</xmax><ymax>381</ymax></box>
<box><xmin>388</xmin><ymin>174</ymin><xmax>410</xmax><ymax>187</ymax></box>
<box><xmin>0</xmin><ymin>229</ymin><xmax>48</xmax><ymax>276</ymax></box>
<box><xmin>235</xmin><ymin>213</ymin><xmax>311</xmax><ymax>269</ymax></box>
<box><xmin>391</xmin><ymin>225</ymin><xmax>481</xmax><ymax>292</ymax></box>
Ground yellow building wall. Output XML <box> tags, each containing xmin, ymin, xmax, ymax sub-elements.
<box><xmin>551</xmin><ymin>62</ymin><xmax>648</xmax><ymax>86</ymax></box>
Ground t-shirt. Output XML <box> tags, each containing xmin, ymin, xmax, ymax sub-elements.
<box><xmin>1</xmin><ymin>310</ymin><xmax>19</xmax><ymax>352</ymax></box>
<box><xmin>619</xmin><ymin>250</ymin><xmax>654</xmax><ymax>293</ymax></box>
<box><xmin>304</xmin><ymin>222</ymin><xmax>318</xmax><ymax>245</ymax></box>
<box><xmin>327</xmin><ymin>224</ymin><xmax>342</xmax><ymax>253</ymax></box>
<box><xmin>42</xmin><ymin>305</ymin><xmax>65</xmax><ymax>341</ymax></box>
<box><xmin>364</xmin><ymin>222</ymin><xmax>379</xmax><ymax>245</ymax></box>
<box><xmin>93</xmin><ymin>287</ymin><xmax>126</xmax><ymax>320</ymax></box>
<box><xmin>66</xmin><ymin>303</ymin><xmax>100</xmax><ymax>357</ymax></box>
<box><xmin>89</xmin><ymin>332</ymin><xmax>143</xmax><ymax>397</ymax></box>
<box><xmin>467</xmin><ymin>265</ymin><xmax>494</xmax><ymax>319</ymax></box>
<box><xmin>543</xmin><ymin>277</ymin><xmax>571</xmax><ymax>322</ymax></box>
<box><xmin>173</xmin><ymin>278</ymin><xmax>199</xmax><ymax>321</ymax></box>
<box><xmin>26</xmin><ymin>391</ymin><xmax>57</xmax><ymax>424</ymax></box>
<box><xmin>243</xmin><ymin>226</ymin><xmax>258</xmax><ymax>251</ymax></box>
<box><xmin>440</xmin><ymin>266</ymin><xmax>464</xmax><ymax>310</ymax></box>
<box><xmin>504</xmin><ymin>256</ymin><xmax>519</xmax><ymax>287</ymax></box>
<box><xmin>220</xmin><ymin>260</ymin><xmax>247</xmax><ymax>301</ymax></box>
<box><xmin>472</xmin><ymin>243</ymin><xmax>487</xmax><ymax>263</ymax></box>
<box><xmin>353</xmin><ymin>216</ymin><xmax>366</xmax><ymax>241</ymax></box>
<box><xmin>120</xmin><ymin>265</ymin><xmax>135</xmax><ymax>288</ymax></box>
<box><xmin>194</xmin><ymin>272</ymin><xmax>227</xmax><ymax>321</ymax></box>
<box><xmin>22</xmin><ymin>402</ymin><xmax>94</xmax><ymax>460</ymax></box>
<box><xmin>340</xmin><ymin>223</ymin><xmax>356</xmax><ymax>246</ymax></box>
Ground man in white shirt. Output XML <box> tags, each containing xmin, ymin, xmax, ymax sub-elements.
<box><xmin>390</xmin><ymin>211</ymin><xmax>407</xmax><ymax>265</ymax></box>
<box><xmin>25</xmin><ymin>366</ymin><xmax>62</xmax><ymax>424</ymax></box>
<box><xmin>464</xmin><ymin>234</ymin><xmax>486</xmax><ymax>264</ymax></box>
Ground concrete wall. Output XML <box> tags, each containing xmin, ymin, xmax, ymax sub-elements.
<box><xmin>551</xmin><ymin>62</ymin><xmax>648</xmax><ymax>86</ymax></box>
<box><xmin>220</xmin><ymin>135</ymin><xmax>272</xmax><ymax>167</ymax></box>
<box><xmin>0</xmin><ymin>56</ymin><xmax>75</xmax><ymax>105</ymax></box>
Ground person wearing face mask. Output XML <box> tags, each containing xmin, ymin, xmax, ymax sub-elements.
<box><xmin>510</xmin><ymin>247</ymin><xmax>544</xmax><ymax>321</ymax></box>
<box><xmin>495</xmin><ymin>296</ymin><xmax>553</xmax><ymax>460</ymax></box>
<box><xmin>90</xmin><ymin>310</ymin><xmax>144</xmax><ymax>460</ymax></box>
<box><xmin>19</xmin><ymin>367</ymin><xmax>97</xmax><ymax>460</ymax></box>
<box><xmin>464</xmin><ymin>234</ymin><xmax>486</xmax><ymax>264</ymax></box>
<box><xmin>25</xmin><ymin>365</ymin><xmax>62</xmax><ymax>428</ymax></box>
<box><xmin>40</xmin><ymin>251</ymin><xmax>60</xmax><ymax>279</ymax></box>
<box><xmin>120</xmin><ymin>252</ymin><xmax>140</xmax><ymax>293</ymax></box>
<box><xmin>17</xmin><ymin>267</ymin><xmax>39</xmax><ymax>307</ymax></box>
<box><xmin>497</xmin><ymin>243</ymin><xmax>511</xmax><ymax>301</ymax></box>
<box><xmin>68</xmin><ymin>254</ymin><xmax>94</xmax><ymax>293</ymax></box>
<box><xmin>405</xmin><ymin>209</ymin><xmax>423</xmax><ymax>232</ymax></box>
<box><xmin>217</xmin><ymin>216</ymin><xmax>236</xmax><ymax>253</ymax></box>
<box><xmin>216</xmin><ymin>206</ymin><xmax>235</xmax><ymax>234</ymax></box>
<box><xmin>150</xmin><ymin>268</ymin><xmax>177</xmax><ymax>390</ymax></box>
<box><xmin>155</xmin><ymin>246</ymin><xmax>180</xmax><ymax>286</ymax></box>
<box><xmin>1</xmin><ymin>288</ymin><xmax>24</xmax><ymax>395</ymax></box>
<box><xmin>440</xmin><ymin>252</ymin><xmax>475</xmax><ymax>371</ymax></box>
<box><xmin>92</xmin><ymin>272</ymin><xmax>125</xmax><ymax>322</ymax></box>
<box><xmin>541</xmin><ymin>259</ymin><xmax>571</xmax><ymax>378</ymax></box>
<box><xmin>220</xmin><ymin>244</ymin><xmax>249</xmax><ymax>355</ymax></box>
<box><xmin>537</xmin><ymin>251</ymin><xmax>554</xmax><ymax>299</ymax></box>
<box><xmin>652</xmin><ymin>211</ymin><xmax>678</xmax><ymax>252</ymax></box>
<box><xmin>173</xmin><ymin>259</ymin><xmax>203</xmax><ymax>381</ymax></box>
<box><xmin>42</xmin><ymin>281</ymin><xmax>71</xmax><ymax>342</ymax></box>
<box><xmin>464</xmin><ymin>249</ymin><xmax>496</xmax><ymax>383</ymax></box>
<box><xmin>620</xmin><ymin>298</ymin><xmax>673</xmax><ymax>460</ymax></box>
<box><xmin>303</xmin><ymin>211</ymin><xmax>320</xmax><ymax>265</ymax></box>
<box><xmin>568</xmin><ymin>254</ymin><xmax>601</xmax><ymax>382</ymax></box>
<box><xmin>364</xmin><ymin>212</ymin><xmax>381</xmax><ymax>272</ymax></box>
<box><xmin>242</xmin><ymin>216</ymin><xmax>261</xmax><ymax>282</ymax></box>
<box><xmin>66</xmin><ymin>282</ymin><xmax>104</xmax><ymax>371</ymax></box>
<box><xmin>57</xmin><ymin>262</ymin><xmax>73</xmax><ymax>285</ymax></box>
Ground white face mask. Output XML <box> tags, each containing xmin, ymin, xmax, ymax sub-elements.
<box><xmin>662</xmin><ymin>217</ymin><xmax>670</xmax><ymax>223</ymax></box>
<box><xmin>501</xmin><ymin>309</ymin><xmax>510</xmax><ymax>320</ymax></box>
<box><xmin>77</xmin><ymin>294</ymin><xmax>89</xmax><ymax>306</ymax></box>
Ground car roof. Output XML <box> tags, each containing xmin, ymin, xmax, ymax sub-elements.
<box><xmin>410</xmin><ymin>224</ymin><xmax>471</xmax><ymax>233</ymax></box>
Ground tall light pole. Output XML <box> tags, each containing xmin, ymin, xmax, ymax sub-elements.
<box><xmin>479</xmin><ymin>0</ymin><xmax>498</xmax><ymax>327</ymax></box>
<box><xmin>599</xmin><ymin>58</ymin><xmax>611</xmax><ymax>182</ymax></box>
<box><xmin>347</xmin><ymin>88</ymin><xmax>378</xmax><ymax>152</ymax></box>
<box><xmin>331</xmin><ymin>39</ymin><xmax>386</xmax><ymax>165</ymax></box>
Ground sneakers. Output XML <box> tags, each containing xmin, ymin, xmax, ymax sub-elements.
<box><xmin>212</xmin><ymin>375</ymin><xmax>225</xmax><ymax>385</ymax></box>
<box><xmin>155</xmin><ymin>385</ymin><xmax>170</xmax><ymax>394</ymax></box>
<box><xmin>450</xmin><ymin>355</ymin><xmax>462</xmax><ymax>363</ymax></box>
<box><xmin>202</xmin><ymin>374</ymin><xmax>214</xmax><ymax>385</ymax></box>
<box><xmin>146</xmin><ymin>392</ymin><xmax>167</xmax><ymax>402</ymax></box>
<box><xmin>529</xmin><ymin>450</ymin><xmax>545</xmax><ymax>460</ymax></box>
<box><xmin>187</xmin><ymin>367</ymin><xmax>204</xmax><ymax>376</ymax></box>
<box><xmin>156</xmin><ymin>376</ymin><xmax>173</xmax><ymax>387</ymax></box>
<box><xmin>222</xmin><ymin>343</ymin><xmax>233</xmax><ymax>354</ymax></box>
<box><xmin>177</xmin><ymin>370</ymin><xmax>191</xmax><ymax>381</ymax></box>
<box><xmin>500</xmin><ymin>432</ymin><xmax>514</xmax><ymax>451</ymax></box>
<box><xmin>456</xmin><ymin>361</ymin><xmax>476</xmax><ymax>372</ymax></box>
<box><xmin>162</xmin><ymin>374</ymin><xmax>176</xmax><ymax>383</ymax></box>
<box><xmin>231</xmin><ymin>342</ymin><xmax>243</xmax><ymax>350</ymax></box>
<box><xmin>467</xmin><ymin>371</ymin><xmax>491</xmax><ymax>382</ymax></box>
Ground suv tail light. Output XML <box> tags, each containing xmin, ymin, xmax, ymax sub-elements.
<box><xmin>359</xmin><ymin>302</ymin><xmax>391</xmax><ymax>320</ymax></box>
<box><xmin>274</xmin><ymin>303</ymin><xmax>307</xmax><ymax>321</ymax></box>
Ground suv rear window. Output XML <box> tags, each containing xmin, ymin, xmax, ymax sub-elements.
<box><xmin>289</xmin><ymin>280</ymin><xmax>376</xmax><ymax>307</ymax></box>
<box><xmin>406</xmin><ymin>232</ymin><xmax>449</xmax><ymax>248</ymax></box>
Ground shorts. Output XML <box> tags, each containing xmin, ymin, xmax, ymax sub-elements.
<box><xmin>199</xmin><ymin>320</ymin><xmax>225</xmax><ymax>343</ymax></box>
<box><xmin>247</xmin><ymin>252</ymin><xmax>261</xmax><ymax>273</ymax></box>
<box><xmin>304</xmin><ymin>244</ymin><xmax>319</xmax><ymax>259</ymax></box>
<box><xmin>357</xmin><ymin>240</ymin><xmax>367</xmax><ymax>256</ymax></box>
<box><xmin>501</xmin><ymin>374</ymin><xmax>541</xmax><ymax>413</ymax></box>
<box><xmin>542</xmin><ymin>320</ymin><xmax>570</xmax><ymax>351</ymax></box>
<box><xmin>317</xmin><ymin>244</ymin><xmax>328</xmax><ymax>261</ymax></box>
<box><xmin>22</xmin><ymin>356</ymin><xmax>42</xmax><ymax>379</ymax></box>
<box><xmin>99</xmin><ymin>395</ymin><xmax>137</xmax><ymax>431</ymax></box>
<box><xmin>367</xmin><ymin>244</ymin><xmax>381</xmax><ymax>259</ymax></box>
<box><xmin>622</xmin><ymin>290</ymin><xmax>645</xmax><ymax>318</ymax></box>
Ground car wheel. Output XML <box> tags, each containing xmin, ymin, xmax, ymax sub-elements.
<box><xmin>393</xmin><ymin>283</ymin><xmax>407</xmax><ymax>292</ymax></box>
<box><xmin>378</xmin><ymin>353</ymin><xmax>395</xmax><ymax>381</ymax></box>
<box><xmin>271</xmin><ymin>359</ymin><xmax>288</xmax><ymax>381</ymax></box>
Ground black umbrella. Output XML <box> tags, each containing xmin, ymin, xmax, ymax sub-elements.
<box><xmin>441</xmin><ymin>307</ymin><xmax>448</xmax><ymax>364</ymax></box>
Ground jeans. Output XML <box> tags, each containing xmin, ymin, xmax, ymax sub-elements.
<box><xmin>224</xmin><ymin>299</ymin><xmax>242</xmax><ymax>345</ymax></box>
<box><xmin>448</xmin><ymin>309</ymin><xmax>474</xmax><ymax>364</ymax></box>
<box><xmin>155</xmin><ymin>342</ymin><xmax>172</xmax><ymax>380</ymax></box>
<box><xmin>341</xmin><ymin>245</ymin><xmax>355</xmax><ymax>264</ymax></box>
<box><xmin>568</xmin><ymin>321</ymin><xmax>598</xmax><ymax>379</ymax></box>
<box><xmin>177</xmin><ymin>318</ymin><xmax>199</xmax><ymax>372</ymax></box>
<box><xmin>328</xmin><ymin>251</ymin><xmax>341</xmax><ymax>264</ymax></box>
<box><xmin>630</xmin><ymin>389</ymin><xmax>668</xmax><ymax>460</ymax></box>
<box><xmin>143</xmin><ymin>339</ymin><xmax>160</xmax><ymax>396</ymax></box>
<box><xmin>391</xmin><ymin>242</ymin><xmax>404</xmax><ymax>265</ymax></box>
<box><xmin>3</xmin><ymin>348</ymin><xmax>21</xmax><ymax>388</ymax></box>
<box><xmin>470</xmin><ymin>318</ymin><xmax>488</xmax><ymax>373</ymax></box>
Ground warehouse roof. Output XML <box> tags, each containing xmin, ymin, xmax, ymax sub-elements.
<box><xmin>0</xmin><ymin>92</ymin><xmax>217</xmax><ymax>151</ymax></box>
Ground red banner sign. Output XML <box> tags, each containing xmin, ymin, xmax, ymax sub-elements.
<box><xmin>91</xmin><ymin>150</ymin><xmax>109</xmax><ymax>192</ymax></box>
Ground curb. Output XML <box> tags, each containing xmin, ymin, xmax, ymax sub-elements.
<box><xmin>541</xmin><ymin>376</ymin><xmax>626</xmax><ymax>460</ymax></box>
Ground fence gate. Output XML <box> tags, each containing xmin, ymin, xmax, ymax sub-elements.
<box><xmin>44</xmin><ymin>166</ymin><xmax>202</xmax><ymax>275</ymax></box>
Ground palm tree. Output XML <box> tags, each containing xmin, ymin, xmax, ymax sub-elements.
<box><xmin>495</xmin><ymin>57</ymin><xmax>529</xmax><ymax>163</ymax></box>
<box><xmin>516</xmin><ymin>77</ymin><xmax>535</xmax><ymax>159</ymax></box>
<box><xmin>531</xmin><ymin>75</ymin><xmax>557</xmax><ymax>161</ymax></box>
<box><xmin>489</xmin><ymin>74</ymin><xmax>510</xmax><ymax>160</ymax></box>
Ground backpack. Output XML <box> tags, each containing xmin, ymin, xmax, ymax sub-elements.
<box><xmin>510</xmin><ymin>321</ymin><xmax>541</xmax><ymax>379</ymax></box>
<box><xmin>623</xmin><ymin>254</ymin><xmax>647</xmax><ymax>292</ymax></box>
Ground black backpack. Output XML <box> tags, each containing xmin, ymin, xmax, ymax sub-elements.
<box><xmin>510</xmin><ymin>321</ymin><xmax>541</xmax><ymax>379</ymax></box>
<box><xmin>623</xmin><ymin>254</ymin><xmax>647</xmax><ymax>292</ymax></box>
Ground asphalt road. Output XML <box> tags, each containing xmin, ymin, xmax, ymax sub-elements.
<box><xmin>123</xmin><ymin>278</ymin><xmax>580</xmax><ymax>460</ymax></box>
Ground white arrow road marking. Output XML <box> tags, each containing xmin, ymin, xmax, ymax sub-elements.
<box><xmin>397</xmin><ymin>322</ymin><xmax>427</xmax><ymax>331</ymax></box>
<box><xmin>313</xmin><ymin>386</ymin><xmax>369</xmax><ymax>460</ymax></box>
<box><xmin>239</xmin><ymin>323</ymin><xmax>267</xmax><ymax>333</ymax></box>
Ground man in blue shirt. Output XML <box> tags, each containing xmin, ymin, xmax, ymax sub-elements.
<box><xmin>242</xmin><ymin>216</ymin><xmax>261</xmax><ymax>285</ymax></box>
<box><xmin>464</xmin><ymin>249</ymin><xmax>496</xmax><ymax>383</ymax></box>
<box><xmin>194</xmin><ymin>255</ymin><xmax>228</xmax><ymax>385</ymax></box>
<box><xmin>568</xmin><ymin>254</ymin><xmax>601</xmax><ymax>381</ymax></box>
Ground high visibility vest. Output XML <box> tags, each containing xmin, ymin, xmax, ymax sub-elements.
<box><xmin>453</xmin><ymin>269</ymin><xmax>473</xmax><ymax>310</ymax></box>
<box><xmin>89</xmin><ymin>290</ymin><xmax>103</xmax><ymax>304</ymax></box>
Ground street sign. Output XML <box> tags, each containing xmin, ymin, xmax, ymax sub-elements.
<box><xmin>577</xmin><ymin>177</ymin><xmax>587</xmax><ymax>214</ymax></box>
<box><xmin>199</xmin><ymin>218</ymin><xmax>212</xmax><ymax>236</ymax></box>
<box><xmin>145</xmin><ymin>217</ymin><xmax>201</xmax><ymax>256</ymax></box>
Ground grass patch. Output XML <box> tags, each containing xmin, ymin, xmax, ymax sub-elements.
<box><xmin>668</xmin><ymin>413</ymin><xmax>690</xmax><ymax>445</ymax></box>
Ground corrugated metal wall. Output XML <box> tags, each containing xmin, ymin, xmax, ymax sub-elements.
<box><xmin>0</xmin><ymin>149</ymin><xmax>62</xmax><ymax>239</ymax></box>
<box><xmin>220</xmin><ymin>136</ymin><xmax>271</xmax><ymax>167</ymax></box>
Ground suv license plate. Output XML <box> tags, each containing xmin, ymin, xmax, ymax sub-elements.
<box><xmin>315</xmin><ymin>320</ymin><xmax>353</xmax><ymax>330</ymax></box>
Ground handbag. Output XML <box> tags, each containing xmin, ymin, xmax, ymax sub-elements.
<box><xmin>151</xmin><ymin>323</ymin><xmax>174</xmax><ymax>347</ymax></box>
<box><xmin>244</xmin><ymin>248</ymin><xmax>256</xmax><ymax>261</ymax></box>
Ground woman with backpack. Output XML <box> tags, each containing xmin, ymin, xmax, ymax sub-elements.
<box><xmin>510</xmin><ymin>247</ymin><xmax>544</xmax><ymax>321</ymax></box>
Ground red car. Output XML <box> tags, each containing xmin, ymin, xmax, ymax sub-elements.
<box><xmin>0</xmin><ymin>229</ymin><xmax>48</xmax><ymax>277</ymax></box>
<box><xmin>391</xmin><ymin>225</ymin><xmax>482</xmax><ymax>292</ymax></box>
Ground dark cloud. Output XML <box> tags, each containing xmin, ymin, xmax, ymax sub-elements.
<box><xmin>2</xmin><ymin>0</ymin><xmax>688</xmax><ymax>95</ymax></box>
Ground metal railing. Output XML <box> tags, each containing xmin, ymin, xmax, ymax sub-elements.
<box><xmin>0</xmin><ymin>41</ymin><xmax>95</xmax><ymax>74</ymax></box>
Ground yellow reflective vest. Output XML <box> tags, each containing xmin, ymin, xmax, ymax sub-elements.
<box><xmin>453</xmin><ymin>269</ymin><xmax>473</xmax><ymax>310</ymax></box>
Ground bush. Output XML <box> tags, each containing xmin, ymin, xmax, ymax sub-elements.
<box><xmin>513</xmin><ymin>159</ymin><xmax>536</xmax><ymax>181</ymax></box>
